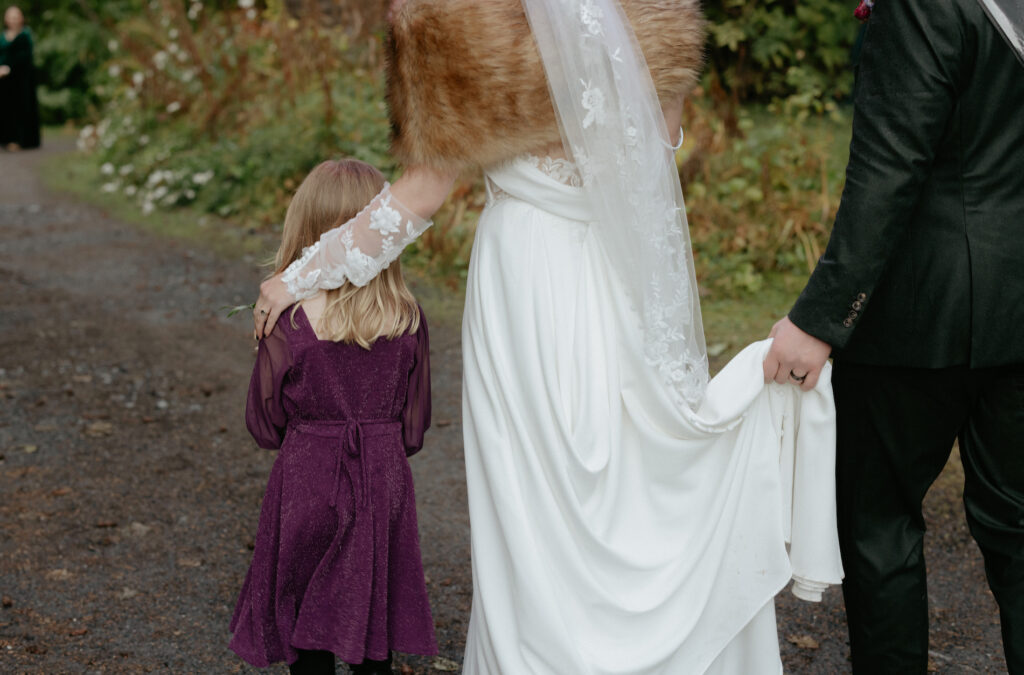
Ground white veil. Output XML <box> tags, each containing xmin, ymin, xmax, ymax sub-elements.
<box><xmin>520</xmin><ymin>0</ymin><xmax>709</xmax><ymax>409</ymax></box>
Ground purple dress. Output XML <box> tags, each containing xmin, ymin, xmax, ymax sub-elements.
<box><xmin>229</xmin><ymin>305</ymin><xmax>437</xmax><ymax>667</ymax></box>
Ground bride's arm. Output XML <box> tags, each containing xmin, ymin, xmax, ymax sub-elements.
<box><xmin>254</xmin><ymin>164</ymin><xmax>457</xmax><ymax>338</ymax></box>
<box><xmin>663</xmin><ymin>95</ymin><xmax>684</xmax><ymax>148</ymax></box>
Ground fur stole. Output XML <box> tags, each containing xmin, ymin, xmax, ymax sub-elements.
<box><xmin>386</xmin><ymin>0</ymin><xmax>706</xmax><ymax>170</ymax></box>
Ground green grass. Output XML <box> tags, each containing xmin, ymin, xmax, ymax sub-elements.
<box><xmin>41</xmin><ymin>145</ymin><xmax>276</xmax><ymax>261</ymax></box>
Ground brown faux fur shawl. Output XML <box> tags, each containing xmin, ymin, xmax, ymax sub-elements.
<box><xmin>386</xmin><ymin>0</ymin><xmax>706</xmax><ymax>170</ymax></box>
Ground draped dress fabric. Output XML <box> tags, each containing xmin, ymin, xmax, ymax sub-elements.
<box><xmin>460</xmin><ymin>157</ymin><xmax>843</xmax><ymax>674</ymax></box>
<box><xmin>230</xmin><ymin>306</ymin><xmax>437</xmax><ymax>667</ymax></box>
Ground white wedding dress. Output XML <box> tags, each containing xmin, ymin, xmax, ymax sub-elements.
<box><xmin>458</xmin><ymin>156</ymin><xmax>843</xmax><ymax>674</ymax></box>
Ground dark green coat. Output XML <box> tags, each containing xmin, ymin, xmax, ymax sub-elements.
<box><xmin>788</xmin><ymin>0</ymin><xmax>1024</xmax><ymax>368</ymax></box>
<box><xmin>0</xmin><ymin>28</ymin><xmax>41</xmax><ymax>150</ymax></box>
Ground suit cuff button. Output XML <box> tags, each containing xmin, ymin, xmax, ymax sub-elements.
<box><xmin>848</xmin><ymin>310</ymin><xmax>858</xmax><ymax>319</ymax></box>
<box><xmin>857</xmin><ymin>292</ymin><xmax>867</xmax><ymax>301</ymax></box>
<box><xmin>852</xmin><ymin>300</ymin><xmax>863</xmax><ymax>310</ymax></box>
<box><xmin>843</xmin><ymin>318</ymin><xmax>854</xmax><ymax>328</ymax></box>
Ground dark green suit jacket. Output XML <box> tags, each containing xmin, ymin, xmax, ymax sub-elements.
<box><xmin>789</xmin><ymin>0</ymin><xmax>1024</xmax><ymax>368</ymax></box>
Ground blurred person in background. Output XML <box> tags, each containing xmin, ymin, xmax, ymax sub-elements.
<box><xmin>0</xmin><ymin>5</ymin><xmax>41</xmax><ymax>151</ymax></box>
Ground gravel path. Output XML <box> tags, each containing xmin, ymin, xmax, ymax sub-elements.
<box><xmin>0</xmin><ymin>142</ymin><xmax>1008</xmax><ymax>673</ymax></box>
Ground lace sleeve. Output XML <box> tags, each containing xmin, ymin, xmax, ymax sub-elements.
<box><xmin>281</xmin><ymin>183</ymin><xmax>432</xmax><ymax>299</ymax></box>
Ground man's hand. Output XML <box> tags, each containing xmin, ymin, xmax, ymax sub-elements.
<box><xmin>762</xmin><ymin>316</ymin><xmax>832</xmax><ymax>391</ymax></box>
<box><xmin>0</xmin><ymin>65</ymin><xmax>10</xmax><ymax>78</ymax></box>
<box><xmin>253</xmin><ymin>273</ymin><xmax>293</xmax><ymax>340</ymax></box>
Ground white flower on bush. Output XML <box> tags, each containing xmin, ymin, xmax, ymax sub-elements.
<box><xmin>142</xmin><ymin>200</ymin><xmax>155</xmax><ymax>215</ymax></box>
<box><xmin>132</xmin><ymin>72</ymin><xmax>145</xmax><ymax>88</ymax></box>
<box><xmin>126</xmin><ymin>89</ymin><xmax>138</xmax><ymax>101</ymax></box>
<box><xmin>246</xmin><ymin>8</ymin><xmax>257</xmax><ymax>20</ymax></box>
<box><xmin>108</xmin><ymin>39</ymin><xmax>119</xmax><ymax>52</ymax></box>
<box><xmin>101</xmin><ymin>181</ymin><xmax>120</xmax><ymax>193</ymax></box>
<box><xmin>119</xmin><ymin>164</ymin><xmax>134</xmax><ymax>176</ymax></box>
<box><xmin>124</xmin><ymin>185</ymin><xmax>138</xmax><ymax>197</ymax></box>
<box><xmin>237</xmin><ymin>0</ymin><xmax>254</xmax><ymax>8</ymax></box>
<box><xmin>77</xmin><ymin>125</ymin><xmax>97</xmax><ymax>152</ymax></box>
<box><xmin>138</xmin><ymin>134</ymin><xmax>150</xmax><ymax>146</ymax></box>
<box><xmin>166</xmin><ymin>101</ymin><xmax>182</xmax><ymax>113</ymax></box>
<box><xmin>101</xmin><ymin>162</ymin><xmax>116</xmax><ymax>176</ymax></box>
<box><xmin>185</xmin><ymin>189</ymin><xmax>196</xmax><ymax>200</ymax></box>
<box><xmin>187</xmin><ymin>3</ymin><xmax>202</xmax><ymax>20</ymax></box>
<box><xmin>152</xmin><ymin>51</ymin><xmax>169</xmax><ymax>71</ymax></box>
<box><xmin>167</xmin><ymin>42</ymin><xmax>180</xmax><ymax>56</ymax></box>
<box><xmin>192</xmin><ymin>170</ymin><xmax>214</xmax><ymax>186</ymax></box>
<box><xmin>168</xmin><ymin>28</ymin><xmax>179</xmax><ymax>39</ymax></box>
<box><xmin>181</xmin><ymin>69</ymin><xmax>195</xmax><ymax>83</ymax></box>
<box><xmin>108</xmin><ymin>64</ymin><xmax>122</xmax><ymax>78</ymax></box>
<box><xmin>152</xmin><ymin>186</ymin><xmax>169</xmax><ymax>201</ymax></box>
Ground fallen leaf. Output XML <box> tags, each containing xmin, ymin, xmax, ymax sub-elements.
<box><xmin>2</xmin><ymin>595</ymin><xmax>12</xmax><ymax>608</ymax></box>
<box><xmin>177</xmin><ymin>557</ymin><xmax>202</xmax><ymax>568</ymax></box>
<box><xmin>46</xmin><ymin>569</ymin><xmax>73</xmax><ymax>581</ymax></box>
<box><xmin>51</xmin><ymin>487</ymin><xmax>72</xmax><ymax>497</ymax></box>
<box><xmin>95</xmin><ymin>520</ymin><xmax>118</xmax><ymax>528</ymax></box>
<box><xmin>22</xmin><ymin>445</ymin><xmax>37</xmax><ymax>454</ymax></box>
<box><xmin>72</xmin><ymin>375</ymin><xmax>93</xmax><ymax>384</ymax></box>
<box><xmin>117</xmin><ymin>587</ymin><xmax>138</xmax><ymax>600</ymax></box>
<box><xmin>786</xmin><ymin>634</ymin><xmax>819</xmax><ymax>650</ymax></box>
<box><xmin>142</xmin><ymin>416</ymin><xmax>156</xmax><ymax>424</ymax></box>
<box><xmin>430</xmin><ymin>657</ymin><xmax>461</xmax><ymax>672</ymax></box>
<box><xmin>436</xmin><ymin>419</ymin><xmax>453</xmax><ymax>427</ymax></box>
<box><xmin>84</xmin><ymin>421</ymin><xmax>114</xmax><ymax>437</ymax></box>
<box><xmin>68</xmin><ymin>628</ymin><xmax>88</xmax><ymax>636</ymax></box>
<box><xmin>33</xmin><ymin>422</ymin><xmax>57</xmax><ymax>432</ymax></box>
<box><xmin>129</xmin><ymin>522</ymin><xmax>151</xmax><ymax>536</ymax></box>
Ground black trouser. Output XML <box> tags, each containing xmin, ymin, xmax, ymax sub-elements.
<box><xmin>288</xmin><ymin>649</ymin><xmax>393</xmax><ymax>675</ymax></box>
<box><xmin>833</xmin><ymin>362</ymin><xmax>1024</xmax><ymax>674</ymax></box>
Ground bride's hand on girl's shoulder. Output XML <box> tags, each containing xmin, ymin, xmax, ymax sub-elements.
<box><xmin>253</xmin><ymin>273</ymin><xmax>291</xmax><ymax>340</ymax></box>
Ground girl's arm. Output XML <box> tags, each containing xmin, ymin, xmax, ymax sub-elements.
<box><xmin>402</xmin><ymin>308</ymin><xmax>431</xmax><ymax>457</ymax></box>
<box><xmin>254</xmin><ymin>164</ymin><xmax>457</xmax><ymax>338</ymax></box>
<box><xmin>245</xmin><ymin>329</ymin><xmax>292</xmax><ymax>449</ymax></box>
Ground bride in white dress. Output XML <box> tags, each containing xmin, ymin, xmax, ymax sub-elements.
<box><xmin>253</xmin><ymin>1</ymin><xmax>843</xmax><ymax>672</ymax></box>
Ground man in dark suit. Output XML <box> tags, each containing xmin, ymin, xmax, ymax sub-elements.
<box><xmin>763</xmin><ymin>0</ymin><xmax>1024</xmax><ymax>671</ymax></box>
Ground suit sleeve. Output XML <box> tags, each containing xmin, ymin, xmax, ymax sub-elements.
<box><xmin>788</xmin><ymin>0</ymin><xmax>967</xmax><ymax>348</ymax></box>
<box><xmin>245</xmin><ymin>329</ymin><xmax>292</xmax><ymax>449</ymax></box>
<box><xmin>402</xmin><ymin>308</ymin><xmax>432</xmax><ymax>457</ymax></box>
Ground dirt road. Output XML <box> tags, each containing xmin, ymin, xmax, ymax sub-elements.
<box><xmin>0</xmin><ymin>142</ymin><xmax>1007</xmax><ymax>673</ymax></box>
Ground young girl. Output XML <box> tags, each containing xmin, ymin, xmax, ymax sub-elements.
<box><xmin>229</xmin><ymin>160</ymin><xmax>436</xmax><ymax>675</ymax></box>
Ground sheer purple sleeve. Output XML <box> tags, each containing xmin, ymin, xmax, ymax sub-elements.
<box><xmin>245</xmin><ymin>329</ymin><xmax>293</xmax><ymax>449</ymax></box>
<box><xmin>402</xmin><ymin>309</ymin><xmax>431</xmax><ymax>457</ymax></box>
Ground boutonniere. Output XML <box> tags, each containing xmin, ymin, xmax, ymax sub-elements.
<box><xmin>854</xmin><ymin>0</ymin><xmax>875</xmax><ymax>22</ymax></box>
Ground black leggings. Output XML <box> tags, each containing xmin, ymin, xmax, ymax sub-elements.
<box><xmin>288</xmin><ymin>649</ymin><xmax>393</xmax><ymax>675</ymax></box>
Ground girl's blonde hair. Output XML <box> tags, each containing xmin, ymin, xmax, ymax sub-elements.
<box><xmin>275</xmin><ymin>159</ymin><xmax>420</xmax><ymax>349</ymax></box>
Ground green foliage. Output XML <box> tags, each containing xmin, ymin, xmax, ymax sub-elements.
<box><xmin>68</xmin><ymin>0</ymin><xmax>856</xmax><ymax>293</ymax></box>
<box><xmin>680</xmin><ymin>97</ymin><xmax>852</xmax><ymax>295</ymax></box>
<box><xmin>80</xmin><ymin>2</ymin><xmax>393</xmax><ymax>228</ymax></box>
<box><xmin>23</xmin><ymin>1</ymin><xmax>140</xmax><ymax>123</ymax></box>
<box><xmin>704</xmin><ymin>0</ymin><xmax>860</xmax><ymax>110</ymax></box>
